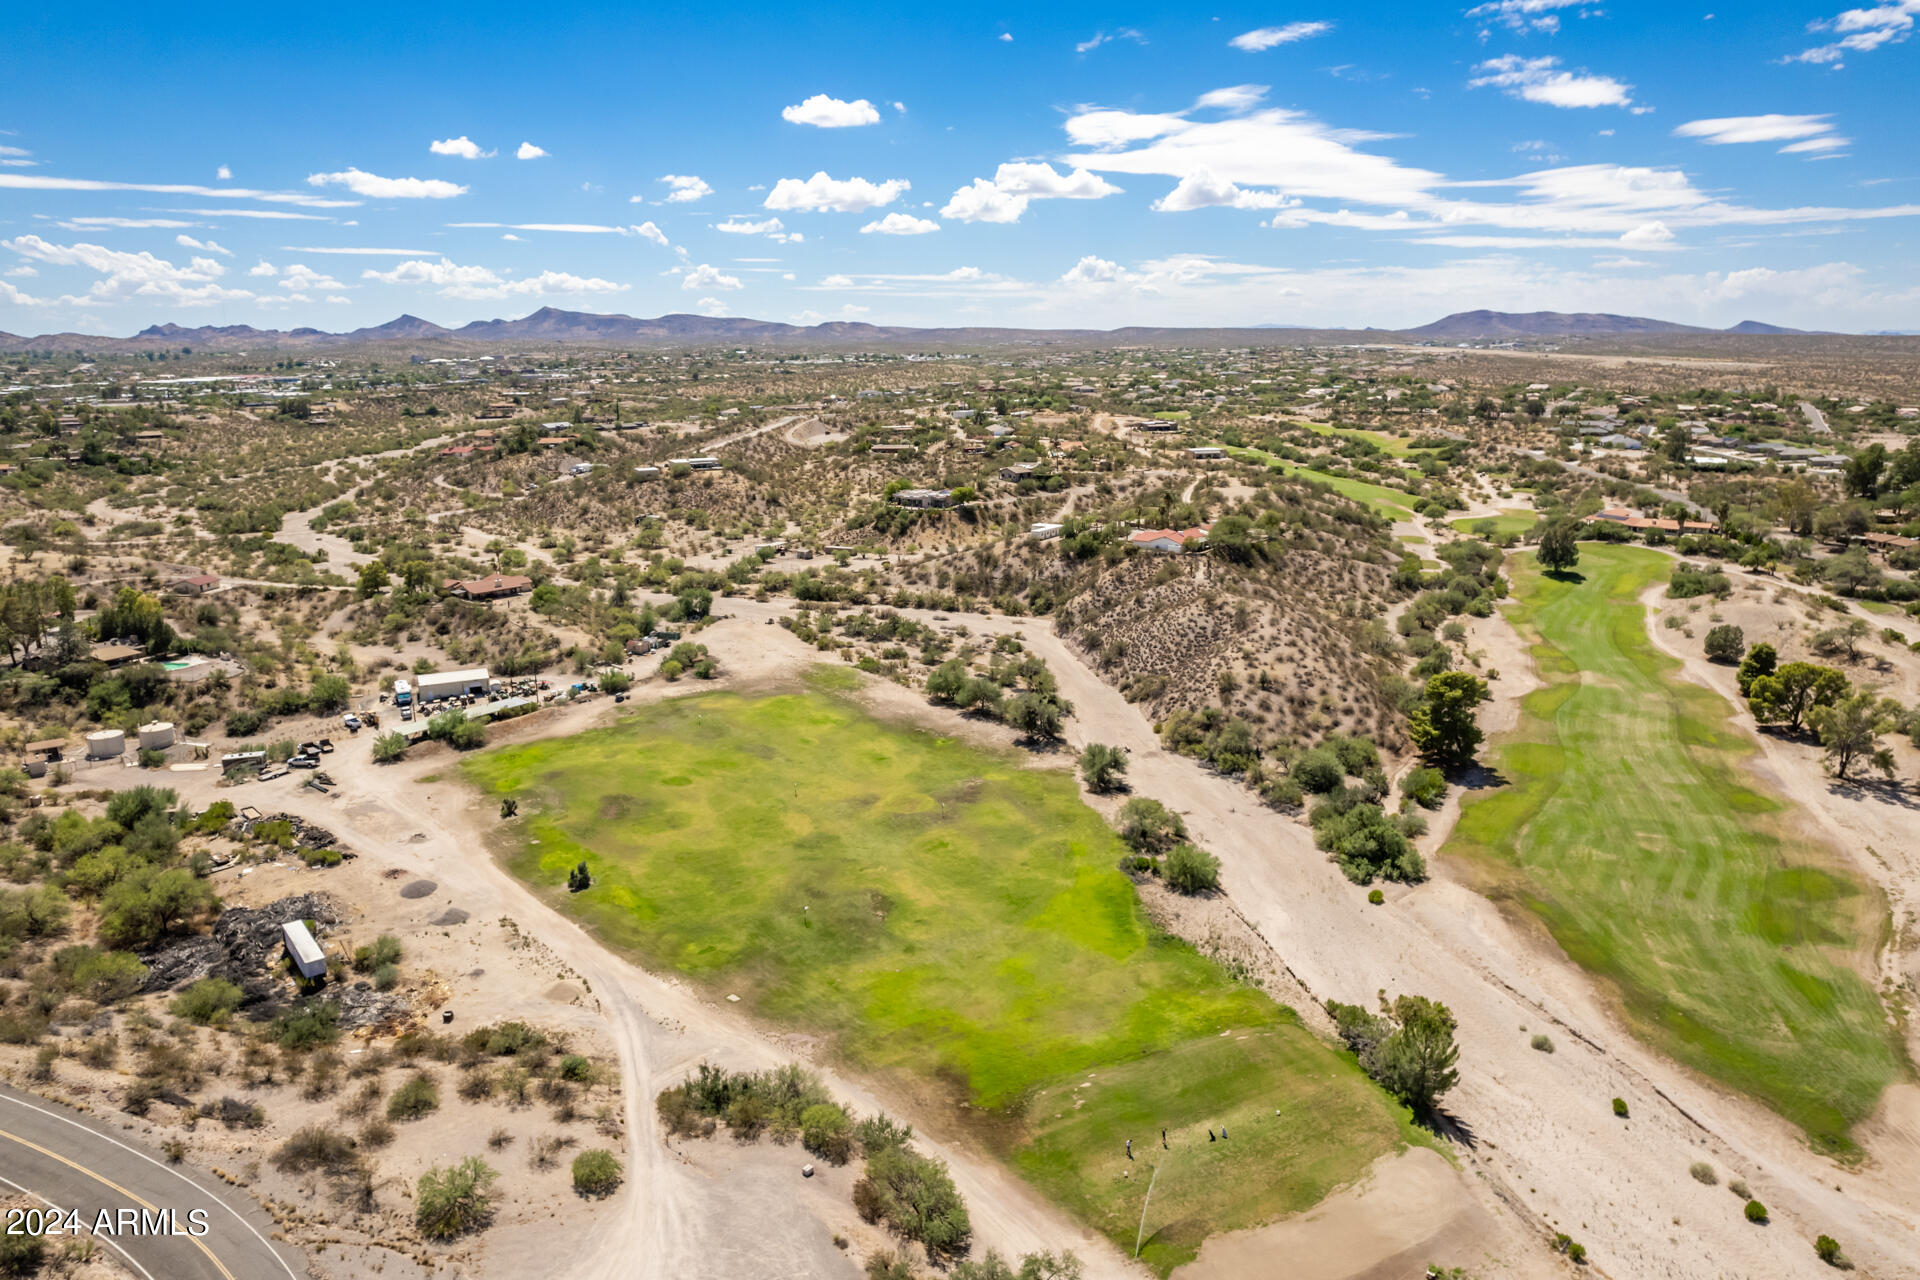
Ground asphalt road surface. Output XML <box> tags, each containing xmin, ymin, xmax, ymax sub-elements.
<box><xmin>0</xmin><ymin>1084</ymin><xmax>305</xmax><ymax>1280</ymax></box>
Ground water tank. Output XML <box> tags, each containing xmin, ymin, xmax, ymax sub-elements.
<box><xmin>86</xmin><ymin>729</ymin><xmax>126</xmax><ymax>759</ymax></box>
<box><xmin>138</xmin><ymin>721</ymin><xmax>176</xmax><ymax>751</ymax></box>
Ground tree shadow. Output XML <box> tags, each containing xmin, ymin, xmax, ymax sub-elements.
<box><xmin>1426</xmin><ymin>1106</ymin><xmax>1478</xmax><ymax>1150</ymax></box>
<box><xmin>1542</xmin><ymin>567</ymin><xmax>1586</xmax><ymax>585</ymax></box>
<box><xmin>1455</xmin><ymin>762</ymin><xmax>1509</xmax><ymax>792</ymax></box>
<box><xmin>1828</xmin><ymin>776</ymin><xmax>1916</xmax><ymax>811</ymax></box>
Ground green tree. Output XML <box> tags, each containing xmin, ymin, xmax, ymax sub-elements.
<box><xmin>1004</xmin><ymin>692</ymin><xmax>1063</xmax><ymax>741</ymax></box>
<box><xmin>1703</xmin><ymin>624</ymin><xmax>1746</xmax><ymax>664</ymax></box>
<box><xmin>924</xmin><ymin>659</ymin><xmax>968</xmax><ymax>704</ymax></box>
<box><xmin>371</xmin><ymin>731</ymin><xmax>407</xmax><ymax>763</ymax></box>
<box><xmin>1407</xmin><ymin>672</ymin><xmax>1491</xmax><ymax>770</ymax></box>
<box><xmin>1747</xmin><ymin>662</ymin><xmax>1849</xmax><ymax>733</ymax></box>
<box><xmin>415</xmin><ymin>1157</ymin><xmax>499</xmax><ymax>1240</ymax></box>
<box><xmin>1806</xmin><ymin>692</ymin><xmax>1896</xmax><ymax>781</ymax></box>
<box><xmin>1373</xmin><ymin>995</ymin><xmax>1461</xmax><ymax>1117</ymax></box>
<box><xmin>1077</xmin><ymin>743</ymin><xmax>1127</xmax><ymax>793</ymax></box>
<box><xmin>1735</xmin><ymin>642</ymin><xmax>1778</xmax><ymax>697</ymax></box>
<box><xmin>1536</xmin><ymin>518</ymin><xmax>1581</xmax><ymax>574</ymax></box>
<box><xmin>98</xmin><ymin>867</ymin><xmax>217</xmax><ymax>950</ymax></box>
<box><xmin>852</xmin><ymin>1145</ymin><xmax>971</xmax><ymax>1259</ymax></box>
<box><xmin>307</xmin><ymin>674</ymin><xmax>351</xmax><ymax>714</ymax></box>
<box><xmin>170</xmin><ymin>977</ymin><xmax>243</xmax><ymax>1025</ymax></box>
<box><xmin>357</xmin><ymin>561</ymin><xmax>389</xmax><ymax>598</ymax></box>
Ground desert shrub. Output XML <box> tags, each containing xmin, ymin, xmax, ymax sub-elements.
<box><xmin>272</xmin><ymin>1001</ymin><xmax>341</xmax><ymax>1051</ymax></box>
<box><xmin>1163</xmin><ymin>843</ymin><xmax>1221</xmax><ymax>895</ymax></box>
<box><xmin>353</xmin><ymin>934</ymin><xmax>403</xmax><ymax>973</ymax></box>
<box><xmin>415</xmin><ymin>1157</ymin><xmax>498</xmax><ymax>1240</ymax></box>
<box><xmin>1399</xmin><ymin>766</ymin><xmax>1447</xmax><ymax>810</ymax></box>
<box><xmin>1530</xmin><ymin>1034</ymin><xmax>1554</xmax><ymax>1053</ymax></box>
<box><xmin>386</xmin><ymin>1073</ymin><xmax>440</xmax><ymax>1121</ymax></box>
<box><xmin>374</xmin><ymin>963</ymin><xmax>399</xmax><ymax>991</ymax></box>
<box><xmin>1745</xmin><ymin>1199</ymin><xmax>1768</xmax><ymax>1224</ymax></box>
<box><xmin>801</xmin><ymin>1102</ymin><xmax>854</xmax><ymax>1164</ymax></box>
<box><xmin>171</xmin><ymin>977</ymin><xmax>244</xmax><ymax>1026</ymax></box>
<box><xmin>853</xmin><ymin>1144</ymin><xmax>971</xmax><ymax>1259</ymax></box>
<box><xmin>0</xmin><ymin>1228</ymin><xmax>45</xmax><ymax>1277</ymax></box>
<box><xmin>1291</xmin><ymin>747</ymin><xmax>1345</xmax><ymax>794</ymax></box>
<box><xmin>272</xmin><ymin>1125</ymin><xmax>359</xmax><ymax>1174</ymax></box>
<box><xmin>1689</xmin><ymin>1161</ymin><xmax>1717</xmax><ymax>1185</ymax></box>
<box><xmin>571</xmin><ymin>1148</ymin><xmax>623</xmax><ymax>1196</ymax></box>
<box><xmin>1612</xmin><ymin>1097</ymin><xmax>1628</xmax><ymax>1118</ymax></box>
<box><xmin>1367</xmin><ymin>888</ymin><xmax>1384</xmax><ymax>905</ymax></box>
<box><xmin>1077</xmin><ymin>743</ymin><xmax>1128</xmax><ymax>793</ymax></box>
<box><xmin>1729</xmin><ymin>1178</ymin><xmax>1751</xmax><ymax>1198</ymax></box>
<box><xmin>1815</xmin><ymin>1235</ymin><xmax>1843</xmax><ymax>1266</ymax></box>
<box><xmin>853</xmin><ymin>1112</ymin><xmax>913</xmax><ymax>1156</ymax></box>
<box><xmin>1115</xmin><ymin>797</ymin><xmax>1185</xmax><ymax>856</ymax></box>
<box><xmin>1314</xmin><ymin>803</ymin><xmax>1424</xmax><ymax>884</ymax></box>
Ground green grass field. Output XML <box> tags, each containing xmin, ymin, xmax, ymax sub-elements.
<box><xmin>1217</xmin><ymin>445</ymin><xmax>1417</xmax><ymax>520</ymax></box>
<box><xmin>1448</xmin><ymin>510</ymin><xmax>1538</xmax><ymax>538</ymax></box>
<box><xmin>464</xmin><ymin>678</ymin><xmax>1418</xmax><ymax>1272</ymax></box>
<box><xmin>1300</xmin><ymin>422</ymin><xmax>1415</xmax><ymax>458</ymax></box>
<box><xmin>1445</xmin><ymin>545</ymin><xmax>1905</xmax><ymax>1155</ymax></box>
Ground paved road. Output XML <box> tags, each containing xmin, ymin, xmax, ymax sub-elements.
<box><xmin>1799</xmin><ymin>400</ymin><xmax>1832</xmax><ymax>434</ymax></box>
<box><xmin>0</xmin><ymin>1085</ymin><xmax>305</xmax><ymax>1280</ymax></box>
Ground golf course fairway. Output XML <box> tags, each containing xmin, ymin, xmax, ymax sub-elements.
<box><xmin>1445</xmin><ymin>543</ymin><xmax>1905</xmax><ymax>1156</ymax></box>
<box><xmin>464</xmin><ymin>676</ymin><xmax>1422</xmax><ymax>1273</ymax></box>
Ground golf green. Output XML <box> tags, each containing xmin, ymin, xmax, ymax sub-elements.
<box><xmin>464</xmin><ymin>678</ymin><xmax>1418</xmax><ymax>1271</ymax></box>
<box><xmin>1445</xmin><ymin>544</ymin><xmax>1905</xmax><ymax>1155</ymax></box>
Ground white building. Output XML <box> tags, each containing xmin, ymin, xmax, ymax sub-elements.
<box><xmin>416</xmin><ymin>668</ymin><xmax>493</xmax><ymax>702</ymax></box>
<box><xmin>281</xmin><ymin>921</ymin><xmax>327</xmax><ymax>980</ymax></box>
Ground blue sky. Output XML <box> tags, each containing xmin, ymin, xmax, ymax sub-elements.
<box><xmin>3</xmin><ymin>0</ymin><xmax>1917</xmax><ymax>334</ymax></box>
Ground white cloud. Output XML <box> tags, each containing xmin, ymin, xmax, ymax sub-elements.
<box><xmin>4</xmin><ymin>265</ymin><xmax>37</xmax><ymax>277</ymax></box>
<box><xmin>362</xmin><ymin>258</ymin><xmax>625</xmax><ymax>299</ymax></box>
<box><xmin>0</xmin><ymin>173</ymin><xmax>352</xmax><ymax>207</ymax></box>
<box><xmin>1060</xmin><ymin>89</ymin><xmax>1920</xmax><ymax>240</ymax></box>
<box><xmin>1077</xmin><ymin>28</ymin><xmax>1148</xmax><ymax>53</ymax></box>
<box><xmin>279</xmin><ymin>263</ymin><xmax>346</xmax><ymax>291</ymax></box>
<box><xmin>940</xmin><ymin>162</ymin><xmax>1121</xmax><ymax>223</ymax></box>
<box><xmin>634</xmin><ymin>221</ymin><xmax>670</xmax><ymax>247</ymax></box>
<box><xmin>682</xmin><ymin>263</ymin><xmax>743</xmax><ymax>291</ymax></box>
<box><xmin>715</xmin><ymin>216</ymin><xmax>805</xmax><ymax>243</ymax></box>
<box><xmin>1465</xmin><ymin>0</ymin><xmax>1594</xmax><ymax>34</ymax></box>
<box><xmin>449</xmin><ymin>221</ymin><xmax>644</xmax><ymax>234</ymax></box>
<box><xmin>57</xmin><ymin>216</ymin><xmax>197</xmax><ymax>229</ymax></box>
<box><xmin>325</xmin><ymin>295</ymin><xmax>350</xmax><ymax>303</ymax></box>
<box><xmin>175</xmin><ymin>233</ymin><xmax>232</xmax><ymax>256</ymax></box>
<box><xmin>1228</xmin><ymin>21</ymin><xmax>1332</xmax><ymax>51</ymax></box>
<box><xmin>657</xmin><ymin>174</ymin><xmax>712</xmax><ymax>203</ymax></box>
<box><xmin>1152</xmin><ymin>168</ymin><xmax>1296</xmax><ymax>212</ymax></box>
<box><xmin>167</xmin><ymin>207</ymin><xmax>331</xmax><ymax>220</ymax></box>
<box><xmin>998</xmin><ymin>31</ymin><xmax>1013</xmax><ymax>41</ymax></box>
<box><xmin>1673</xmin><ymin>114</ymin><xmax>1850</xmax><ymax>154</ymax></box>
<box><xmin>1</xmin><ymin>234</ymin><xmax>252</xmax><ymax>306</ymax></box>
<box><xmin>0</xmin><ymin>146</ymin><xmax>33</xmax><ymax>169</ymax></box>
<box><xmin>306</xmin><ymin>168</ymin><xmax>468</xmax><ymax>199</ymax></box>
<box><xmin>249</xmin><ymin>260</ymin><xmax>278</xmax><ymax>277</ymax></box>
<box><xmin>216</xmin><ymin>164</ymin><xmax>232</xmax><ymax>180</ymax></box>
<box><xmin>1193</xmin><ymin>84</ymin><xmax>1270</xmax><ymax>113</ymax></box>
<box><xmin>1469</xmin><ymin>55</ymin><xmax>1634</xmax><ymax>108</ymax></box>
<box><xmin>279</xmin><ymin>246</ymin><xmax>437</xmax><ymax>255</ymax></box>
<box><xmin>781</xmin><ymin>94</ymin><xmax>882</xmax><ymax>128</ymax></box>
<box><xmin>764</xmin><ymin>171</ymin><xmax>910</xmax><ymax>213</ymax></box>
<box><xmin>1620</xmin><ymin>221</ymin><xmax>1676</xmax><ymax>245</ymax></box>
<box><xmin>1788</xmin><ymin>0</ymin><xmax>1920</xmax><ymax>65</ymax></box>
<box><xmin>861</xmin><ymin>212</ymin><xmax>941</xmax><ymax>235</ymax></box>
<box><xmin>695</xmin><ymin>296</ymin><xmax>729</xmax><ymax>316</ymax></box>
<box><xmin>430</xmin><ymin>136</ymin><xmax>492</xmax><ymax>159</ymax></box>
<box><xmin>821</xmin><ymin>273</ymin><xmax>854</xmax><ymax>288</ymax></box>
<box><xmin>0</xmin><ymin>281</ymin><xmax>43</xmax><ymax>305</ymax></box>
<box><xmin>516</xmin><ymin>141</ymin><xmax>548</xmax><ymax>160</ymax></box>
<box><xmin>1060</xmin><ymin>255</ymin><xmax>1132</xmax><ymax>284</ymax></box>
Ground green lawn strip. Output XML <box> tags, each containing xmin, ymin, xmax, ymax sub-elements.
<box><xmin>1445</xmin><ymin>544</ymin><xmax>1905</xmax><ymax>1156</ymax></box>
<box><xmin>1299</xmin><ymin>422</ymin><xmax>1415</xmax><ymax>457</ymax></box>
<box><xmin>464</xmin><ymin>686</ymin><xmax>1412</xmax><ymax>1269</ymax></box>
<box><xmin>1215</xmin><ymin>446</ymin><xmax>1417</xmax><ymax>520</ymax></box>
<box><xmin>1448</xmin><ymin>510</ymin><xmax>1538</xmax><ymax>538</ymax></box>
<box><xmin>1015</xmin><ymin>1031</ymin><xmax>1429</xmax><ymax>1274</ymax></box>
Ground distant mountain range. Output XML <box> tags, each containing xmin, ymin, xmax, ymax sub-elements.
<box><xmin>0</xmin><ymin>306</ymin><xmax>1850</xmax><ymax>354</ymax></box>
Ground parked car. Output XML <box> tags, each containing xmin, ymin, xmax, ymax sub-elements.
<box><xmin>342</xmin><ymin>713</ymin><xmax>362</xmax><ymax>732</ymax></box>
<box><xmin>289</xmin><ymin>755</ymin><xmax>319</xmax><ymax>770</ymax></box>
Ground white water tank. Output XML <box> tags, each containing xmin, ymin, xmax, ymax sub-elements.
<box><xmin>86</xmin><ymin>729</ymin><xmax>126</xmax><ymax>759</ymax></box>
<box><xmin>138</xmin><ymin>721</ymin><xmax>176</xmax><ymax>751</ymax></box>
